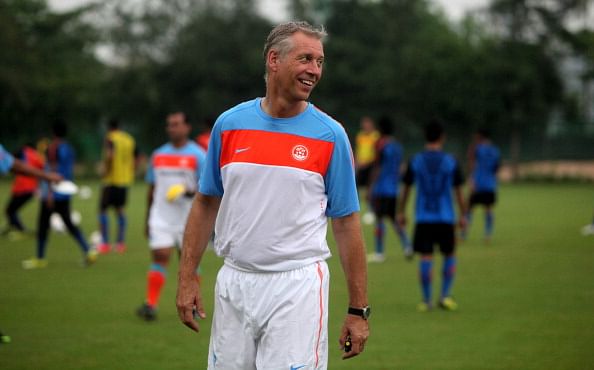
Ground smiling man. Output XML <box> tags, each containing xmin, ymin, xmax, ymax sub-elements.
<box><xmin>176</xmin><ymin>21</ymin><xmax>370</xmax><ymax>369</ymax></box>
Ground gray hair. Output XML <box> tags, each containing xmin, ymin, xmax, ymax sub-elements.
<box><xmin>263</xmin><ymin>21</ymin><xmax>327</xmax><ymax>80</ymax></box>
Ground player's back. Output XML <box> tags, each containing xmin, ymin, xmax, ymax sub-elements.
<box><xmin>473</xmin><ymin>143</ymin><xmax>500</xmax><ymax>192</ymax></box>
<box><xmin>407</xmin><ymin>150</ymin><xmax>463</xmax><ymax>224</ymax></box>
<box><xmin>103</xmin><ymin>130</ymin><xmax>136</xmax><ymax>186</ymax></box>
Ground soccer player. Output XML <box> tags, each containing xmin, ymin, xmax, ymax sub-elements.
<box><xmin>0</xmin><ymin>143</ymin><xmax>61</xmax><ymax>346</ymax></box>
<box><xmin>22</xmin><ymin>120</ymin><xmax>97</xmax><ymax>269</ymax></box>
<box><xmin>398</xmin><ymin>119</ymin><xmax>466</xmax><ymax>311</ymax></box>
<box><xmin>367</xmin><ymin>116</ymin><xmax>413</xmax><ymax>262</ymax></box>
<box><xmin>195</xmin><ymin>116</ymin><xmax>214</xmax><ymax>152</ymax></box>
<box><xmin>464</xmin><ymin>129</ymin><xmax>500</xmax><ymax>242</ymax></box>
<box><xmin>3</xmin><ymin>143</ymin><xmax>45</xmax><ymax>237</ymax></box>
<box><xmin>136</xmin><ymin>112</ymin><xmax>206</xmax><ymax>321</ymax></box>
<box><xmin>176</xmin><ymin>21</ymin><xmax>370</xmax><ymax>369</ymax></box>
<box><xmin>355</xmin><ymin>116</ymin><xmax>380</xmax><ymax>188</ymax></box>
<box><xmin>97</xmin><ymin>118</ymin><xmax>138</xmax><ymax>254</ymax></box>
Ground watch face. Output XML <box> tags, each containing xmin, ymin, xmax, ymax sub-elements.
<box><xmin>362</xmin><ymin>306</ymin><xmax>371</xmax><ymax>319</ymax></box>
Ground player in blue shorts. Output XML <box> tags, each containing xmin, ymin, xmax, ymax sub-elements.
<box><xmin>367</xmin><ymin>116</ymin><xmax>412</xmax><ymax>262</ymax></box>
<box><xmin>398</xmin><ymin>119</ymin><xmax>466</xmax><ymax>311</ymax></box>
<box><xmin>464</xmin><ymin>129</ymin><xmax>500</xmax><ymax>243</ymax></box>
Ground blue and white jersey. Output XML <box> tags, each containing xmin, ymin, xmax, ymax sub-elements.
<box><xmin>473</xmin><ymin>143</ymin><xmax>500</xmax><ymax>192</ymax></box>
<box><xmin>403</xmin><ymin>150</ymin><xmax>464</xmax><ymax>224</ymax></box>
<box><xmin>146</xmin><ymin>141</ymin><xmax>206</xmax><ymax>231</ymax></box>
<box><xmin>200</xmin><ymin>98</ymin><xmax>359</xmax><ymax>272</ymax></box>
<box><xmin>0</xmin><ymin>144</ymin><xmax>15</xmax><ymax>174</ymax></box>
<box><xmin>371</xmin><ymin>137</ymin><xmax>403</xmax><ymax>197</ymax></box>
<box><xmin>42</xmin><ymin>141</ymin><xmax>75</xmax><ymax>201</ymax></box>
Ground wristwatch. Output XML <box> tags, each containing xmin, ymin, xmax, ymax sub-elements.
<box><xmin>348</xmin><ymin>305</ymin><xmax>371</xmax><ymax>320</ymax></box>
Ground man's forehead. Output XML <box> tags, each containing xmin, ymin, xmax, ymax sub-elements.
<box><xmin>290</xmin><ymin>32</ymin><xmax>324</xmax><ymax>55</ymax></box>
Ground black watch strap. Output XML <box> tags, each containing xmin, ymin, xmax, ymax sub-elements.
<box><xmin>348</xmin><ymin>306</ymin><xmax>371</xmax><ymax>320</ymax></box>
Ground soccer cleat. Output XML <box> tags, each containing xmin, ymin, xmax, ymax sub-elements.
<box><xmin>367</xmin><ymin>253</ymin><xmax>386</xmax><ymax>263</ymax></box>
<box><xmin>581</xmin><ymin>224</ymin><xmax>594</xmax><ymax>236</ymax></box>
<box><xmin>115</xmin><ymin>242</ymin><xmax>126</xmax><ymax>254</ymax></box>
<box><xmin>83</xmin><ymin>250</ymin><xmax>98</xmax><ymax>267</ymax></box>
<box><xmin>404</xmin><ymin>246</ymin><xmax>414</xmax><ymax>261</ymax></box>
<box><xmin>136</xmin><ymin>303</ymin><xmax>157</xmax><ymax>321</ymax></box>
<box><xmin>97</xmin><ymin>243</ymin><xmax>111</xmax><ymax>254</ymax></box>
<box><xmin>438</xmin><ymin>297</ymin><xmax>458</xmax><ymax>311</ymax></box>
<box><xmin>22</xmin><ymin>258</ymin><xmax>48</xmax><ymax>270</ymax></box>
<box><xmin>417</xmin><ymin>302</ymin><xmax>432</xmax><ymax>312</ymax></box>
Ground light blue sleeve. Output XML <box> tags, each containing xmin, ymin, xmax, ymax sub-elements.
<box><xmin>195</xmin><ymin>147</ymin><xmax>207</xmax><ymax>185</ymax></box>
<box><xmin>0</xmin><ymin>145</ymin><xmax>15</xmax><ymax>174</ymax></box>
<box><xmin>145</xmin><ymin>153</ymin><xmax>155</xmax><ymax>184</ymax></box>
<box><xmin>325</xmin><ymin>128</ymin><xmax>360</xmax><ymax>218</ymax></box>
<box><xmin>198</xmin><ymin>119</ymin><xmax>224</xmax><ymax>196</ymax></box>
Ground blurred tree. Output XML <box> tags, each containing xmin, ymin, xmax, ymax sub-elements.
<box><xmin>487</xmin><ymin>0</ymin><xmax>591</xmax><ymax>176</ymax></box>
<box><xmin>0</xmin><ymin>0</ymin><xmax>105</xmax><ymax>156</ymax></box>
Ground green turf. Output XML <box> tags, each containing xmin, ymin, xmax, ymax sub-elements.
<box><xmin>0</xmin><ymin>181</ymin><xmax>593</xmax><ymax>369</ymax></box>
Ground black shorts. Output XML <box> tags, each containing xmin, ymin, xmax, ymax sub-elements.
<box><xmin>371</xmin><ymin>196</ymin><xmax>397</xmax><ymax>219</ymax></box>
<box><xmin>413</xmin><ymin>223</ymin><xmax>456</xmax><ymax>255</ymax></box>
<box><xmin>470</xmin><ymin>191</ymin><xmax>496</xmax><ymax>207</ymax></box>
<box><xmin>356</xmin><ymin>165</ymin><xmax>373</xmax><ymax>187</ymax></box>
<box><xmin>100</xmin><ymin>186</ymin><xmax>128</xmax><ymax>210</ymax></box>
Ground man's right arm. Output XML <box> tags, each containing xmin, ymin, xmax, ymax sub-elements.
<box><xmin>176</xmin><ymin>193</ymin><xmax>221</xmax><ymax>332</ymax></box>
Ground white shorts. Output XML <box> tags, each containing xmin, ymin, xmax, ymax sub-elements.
<box><xmin>208</xmin><ymin>261</ymin><xmax>330</xmax><ymax>370</ymax></box>
<box><xmin>148</xmin><ymin>227</ymin><xmax>183</xmax><ymax>250</ymax></box>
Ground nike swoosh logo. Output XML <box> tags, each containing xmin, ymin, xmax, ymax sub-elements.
<box><xmin>235</xmin><ymin>147</ymin><xmax>250</xmax><ymax>153</ymax></box>
<box><xmin>290</xmin><ymin>366</ymin><xmax>306</xmax><ymax>370</ymax></box>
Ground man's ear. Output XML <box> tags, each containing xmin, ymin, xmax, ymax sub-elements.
<box><xmin>267</xmin><ymin>49</ymin><xmax>280</xmax><ymax>73</ymax></box>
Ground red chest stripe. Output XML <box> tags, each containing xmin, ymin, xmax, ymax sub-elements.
<box><xmin>220</xmin><ymin>129</ymin><xmax>334</xmax><ymax>176</ymax></box>
<box><xmin>153</xmin><ymin>154</ymin><xmax>197</xmax><ymax>170</ymax></box>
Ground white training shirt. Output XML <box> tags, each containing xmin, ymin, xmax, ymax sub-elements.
<box><xmin>199</xmin><ymin>98</ymin><xmax>359</xmax><ymax>272</ymax></box>
<box><xmin>146</xmin><ymin>141</ymin><xmax>206</xmax><ymax>232</ymax></box>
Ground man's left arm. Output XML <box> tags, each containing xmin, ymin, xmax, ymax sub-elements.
<box><xmin>331</xmin><ymin>213</ymin><xmax>370</xmax><ymax>360</ymax></box>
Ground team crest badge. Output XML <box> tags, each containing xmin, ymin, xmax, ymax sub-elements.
<box><xmin>292</xmin><ymin>145</ymin><xmax>309</xmax><ymax>161</ymax></box>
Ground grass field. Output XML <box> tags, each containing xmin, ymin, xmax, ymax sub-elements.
<box><xmin>0</xmin><ymin>180</ymin><xmax>593</xmax><ymax>369</ymax></box>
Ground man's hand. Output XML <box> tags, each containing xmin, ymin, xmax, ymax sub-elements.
<box><xmin>339</xmin><ymin>315</ymin><xmax>370</xmax><ymax>359</ymax></box>
<box><xmin>45</xmin><ymin>171</ymin><xmax>63</xmax><ymax>183</ymax></box>
<box><xmin>176</xmin><ymin>273</ymin><xmax>206</xmax><ymax>333</ymax></box>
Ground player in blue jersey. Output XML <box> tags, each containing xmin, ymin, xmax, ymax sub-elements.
<box><xmin>176</xmin><ymin>22</ymin><xmax>369</xmax><ymax>369</ymax></box>
<box><xmin>367</xmin><ymin>116</ymin><xmax>412</xmax><ymax>262</ymax></box>
<box><xmin>22</xmin><ymin>120</ymin><xmax>97</xmax><ymax>269</ymax></box>
<box><xmin>398</xmin><ymin>119</ymin><xmax>466</xmax><ymax>311</ymax></box>
<box><xmin>464</xmin><ymin>129</ymin><xmax>500</xmax><ymax>243</ymax></box>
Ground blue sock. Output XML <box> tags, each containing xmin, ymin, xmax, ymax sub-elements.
<box><xmin>485</xmin><ymin>211</ymin><xmax>494</xmax><ymax>237</ymax></box>
<box><xmin>99</xmin><ymin>213</ymin><xmax>109</xmax><ymax>244</ymax></box>
<box><xmin>117</xmin><ymin>213</ymin><xmax>127</xmax><ymax>243</ymax></box>
<box><xmin>419</xmin><ymin>258</ymin><xmax>433</xmax><ymax>303</ymax></box>
<box><xmin>441</xmin><ymin>256</ymin><xmax>456</xmax><ymax>299</ymax></box>
<box><xmin>72</xmin><ymin>229</ymin><xmax>90</xmax><ymax>253</ymax></box>
<box><xmin>374</xmin><ymin>220</ymin><xmax>385</xmax><ymax>255</ymax></box>
<box><xmin>394</xmin><ymin>222</ymin><xmax>411</xmax><ymax>250</ymax></box>
<box><xmin>37</xmin><ymin>238</ymin><xmax>47</xmax><ymax>259</ymax></box>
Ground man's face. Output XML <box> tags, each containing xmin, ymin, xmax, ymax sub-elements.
<box><xmin>273</xmin><ymin>32</ymin><xmax>324</xmax><ymax>102</ymax></box>
<box><xmin>166</xmin><ymin>113</ymin><xmax>190</xmax><ymax>143</ymax></box>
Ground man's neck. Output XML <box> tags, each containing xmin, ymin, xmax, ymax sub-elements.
<box><xmin>425</xmin><ymin>142</ymin><xmax>443</xmax><ymax>151</ymax></box>
<box><xmin>261</xmin><ymin>95</ymin><xmax>308</xmax><ymax>119</ymax></box>
<box><xmin>171</xmin><ymin>139</ymin><xmax>188</xmax><ymax>148</ymax></box>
